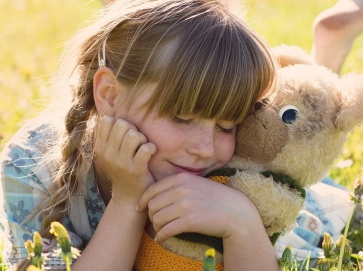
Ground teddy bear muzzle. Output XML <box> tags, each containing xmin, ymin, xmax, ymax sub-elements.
<box><xmin>236</xmin><ymin>104</ymin><xmax>289</xmax><ymax>164</ymax></box>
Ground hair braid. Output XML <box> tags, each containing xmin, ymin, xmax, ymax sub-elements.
<box><xmin>39</xmin><ymin>82</ymin><xmax>97</xmax><ymax>238</ymax></box>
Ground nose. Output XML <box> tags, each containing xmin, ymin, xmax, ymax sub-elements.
<box><xmin>187</xmin><ymin>124</ymin><xmax>215</xmax><ymax>159</ymax></box>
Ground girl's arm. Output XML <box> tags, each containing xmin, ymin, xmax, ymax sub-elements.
<box><xmin>138</xmin><ymin>174</ymin><xmax>279</xmax><ymax>271</ymax></box>
<box><xmin>72</xmin><ymin>116</ymin><xmax>156</xmax><ymax>271</ymax></box>
<box><xmin>71</xmin><ymin>199</ymin><xmax>147</xmax><ymax>271</ymax></box>
<box><xmin>221</xmin><ymin>188</ymin><xmax>279</xmax><ymax>271</ymax></box>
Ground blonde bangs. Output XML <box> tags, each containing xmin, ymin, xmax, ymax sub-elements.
<box><xmin>144</xmin><ymin>12</ymin><xmax>276</xmax><ymax>123</ymax></box>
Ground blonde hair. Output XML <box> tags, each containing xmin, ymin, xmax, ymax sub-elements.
<box><xmin>35</xmin><ymin>0</ymin><xmax>277</xmax><ymax>238</ymax></box>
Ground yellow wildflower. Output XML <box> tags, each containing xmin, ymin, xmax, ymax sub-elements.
<box><xmin>24</xmin><ymin>232</ymin><xmax>44</xmax><ymax>269</ymax></box>
<box><xmin>26</xmin><ymin>265</ymin><xmax>43</xmax><ymax>271</ymax></box>
<box><xmin>322</xmin><ymin>232</ymin><xmax>334</xmax><ymax>258</ymax></box>
<box><xmin>203</xmin><ymin>248</ymin><xmax>216</xmax><ymax>271</ymax></box>
<box><xmin>49</xmin><ymin>222</ymin><xmax>81</xmax><ymax>271</ymax></box>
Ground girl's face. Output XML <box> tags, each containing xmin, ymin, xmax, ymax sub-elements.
<box><xmin>115</xmin><ymin>83</ymin><xmax>237</xmax><ymax>181</ymax></box>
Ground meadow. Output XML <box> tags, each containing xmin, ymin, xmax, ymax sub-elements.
<box><xmin>0</xmin><ymin>0</ymin><xmax>363</xmax><ymax>187</ymax></box>
<box><xmin>2</xmin><ymin>0</ymin><xmax>363</xmax><ymax>270</ymax></box>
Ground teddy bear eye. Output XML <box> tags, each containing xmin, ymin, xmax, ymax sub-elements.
<box><xmin>279</xmin><ymin>105</ymin><xmax>299</xmax><ymax>124</ymax></box>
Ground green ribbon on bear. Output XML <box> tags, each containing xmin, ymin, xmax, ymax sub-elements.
<box><xmin>175</xmin><ymin>168</ymin><xmax>306</xmax><ymax>253</ymax></box>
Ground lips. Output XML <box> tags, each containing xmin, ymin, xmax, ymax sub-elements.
<box><xmin>170</xmin><ymin>162</ymin><xmax>208</xmax><ymax>176</ymax></box>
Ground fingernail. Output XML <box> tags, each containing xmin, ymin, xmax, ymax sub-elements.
<box><xmin>154</xmin><ymin>237</ymin><xmax>158</xmax><ymax>242</ymax></box>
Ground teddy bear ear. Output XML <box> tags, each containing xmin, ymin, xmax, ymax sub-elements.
<box><xmin>272</xmin><ymin>45</ymin><xmax>315</xmax><ymax>68</ymax></box>
<box><xmin>335</xmin><ymin>73</ymin><xmax>363</xmax><ymax>131</ymax></box>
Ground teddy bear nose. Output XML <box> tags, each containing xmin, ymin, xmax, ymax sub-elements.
<box><xmin>254</xmin><ymin>101</ymin><xmax>265</xmax><ymax>111</ymax></box>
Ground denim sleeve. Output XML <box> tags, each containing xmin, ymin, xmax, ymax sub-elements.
<box><xmin>0</xmin><ymin>124</ymin><xmax>79</xmax><ymax>269</ymax></box>
<box><xmin>0</xmin><ymin>130</ymin><xmax>49</xmax><ymax>262</ymax></box>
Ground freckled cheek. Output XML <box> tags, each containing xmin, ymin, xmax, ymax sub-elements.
<box><xmin>216</xmin><ymin>136</ymin><xmax>235</xmax><ymax>163</ymax></box>
<box><xmin>142</xmin><ymin>125</ymin><xmax>184</xmax><ymax>152</ymax></box>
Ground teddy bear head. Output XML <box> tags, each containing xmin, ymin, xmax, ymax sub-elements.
<box><xmin>230</xmin><ymin>45</ymin><xmax>363</xmax><ymax>188</ymax></box>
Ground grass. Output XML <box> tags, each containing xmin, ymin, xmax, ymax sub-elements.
<box><xmin>0</xmin><ymin>0</ymin><xmax>102</xmax><ymax>147</ymax></box>
<box><xmin>1</xmin><ymin>0</ymin><xmax>363</xmax><ymax>269</ymax></box>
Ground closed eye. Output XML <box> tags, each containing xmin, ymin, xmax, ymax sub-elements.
<box><xmin>217</xmin><ymin>125</ymin><xmax>234</xmax><ymax>134</ymax></box>
<box><xmin>173</xmin><ymin>116</ymin><xmax>235</xmax><ymax>134</ymax></box>
<box><xmin>172</xmin><ymin>116</ymin><xmax>193</xmax><ymax>125</ymax></box>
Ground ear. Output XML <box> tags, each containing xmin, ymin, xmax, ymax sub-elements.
<box><xmin>335</xmin><ymin>73</ymin><xmax>363</xmax><ymax>131</ymax></box>
<box><xmin>93</xmin><ymin>67</ymin><xmax>120</xmax><ymax>117</ymax></box>
<box><xmin>272</xmin><ymin>45</ymin><xmax>315</xmax><ymax>68</ymax></box>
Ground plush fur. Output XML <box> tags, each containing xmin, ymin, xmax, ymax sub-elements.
<box><xmin>156</xmin><ymin>45</ymin><xmax>363</xmax><ymax>263</ymax></box>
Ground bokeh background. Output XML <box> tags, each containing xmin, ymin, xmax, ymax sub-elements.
<box><xmin>1</xmin><ymin>0</ymin><xmax>363</xmax><ymax>189</ymax></box>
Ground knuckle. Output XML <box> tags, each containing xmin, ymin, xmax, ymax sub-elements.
<box><xmin>147</xmin><ymin>199</ymin><xmax>156</xmax><ymax>212</ymax></box>
<box><xmin>138</xmin><ymin>133</ymin><xmax>147</xmax><ymax>144</ymax></box>
<box><xmin>153</xmin><ymin>224</ymin><xmax>161</xmax><ymax>233</ymax></box>
<box><xmin>125</xmin><ymin>129</ymin><xmax>145</xmax><ymax>145</ymax></box>
<box><xmin>178</xmin><ymin>200</ymin><xmax>191</xmax><ymax>212</ymax></box>
<box><xmin>183</xmin><ymin>215</ymin><xmax>197</xmax><ymax>231</ymax></box>
<box><xmin>122</xmin><ymin>120</ymin><xmax>137</xmax><ymax>131</ymax></box>
<box><xmin>146</xmin><ymin>183</ymin><xmax>157</xmax><ymax>196</ymax></box>
<box><xmin>115</xmin><ymin>121</ymin><xmax>138</xmax><ymax>137</ymax></box>
<box><xmin>115</xmin><ymin>119</ymin><xmax>130</xmax><ymax>129</ymax></box>
<box><xmin>174</xmin><ymin>185</ymin><xmax>189</xmax><ymax>199</ymax></box>
<box><xmin>161</xmin><ymin>225</ymin><xmax>174</xmax><ymax>240</ymax></box>
<box><xmin>152</xmin><ymin>213</ymin><xmax>162</xmax><ymax>227</ymax></box>
<box><xmin>125</xmin><ymin>129</ymin><xmax>137</xmax><ymax>139</ymax></box>
<box><xmin>103</xmin><ymin>150</ymin><xmax>114</xmax><ymax>163</ymax></box>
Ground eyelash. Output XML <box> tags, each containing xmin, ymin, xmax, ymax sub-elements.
<box><xmin>172</xmin><ymin>117</ymin><xmax>234</xmax><ymax>134</ymax></box>
<box><xmin>218</xmin><ymin>126</ymin><xmax>234</xmax><ymax>134</ymax></box>
<box><xmin>172</xmin><ymin>117</ymin><xmax>192</xmax><ymax>125</ymax></box>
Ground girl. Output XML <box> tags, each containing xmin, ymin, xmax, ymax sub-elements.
<box><xmin>0</xmin><ymin>0</ymin><xmax>279</xmax><ymax>270</ymax></box>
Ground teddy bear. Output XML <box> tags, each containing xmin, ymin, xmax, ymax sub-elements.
<box><xmin>134</xmin><ymin>45</ymin><xmax>363</xmax><ymax>270</ymax></box>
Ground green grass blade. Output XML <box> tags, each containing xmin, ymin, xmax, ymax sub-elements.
<box><xmin>337</xmin><ymin>205</ymin><xmax>355</xmax><ymax>271</ymax></box>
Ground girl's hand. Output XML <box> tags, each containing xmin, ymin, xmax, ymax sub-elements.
<box><xmin>94</xmin><ymin>116</ymin><xmax>157</xmax><ymax>205</ymax></box>
<box><xmin>137</xmin><ymin>173</ymin><xmax>260</xmax><ymax>243</ymax></box>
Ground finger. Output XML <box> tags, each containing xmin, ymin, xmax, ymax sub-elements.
<box><xmin>151</xmin><ymin>204</ymin><xmax>180</xmax><ymax>233</ymax></box>
<box><xmin>120</xmin><ymin>129</ymin><xmax>147</xmax><ymax>160</ymax></box>
<box><xmin>133</xmin><ymin>142</ymin><xmax>156</xmax><ymax>173</ymax></box>
<box><xmin>154</xmin><ymin>218</ymin><xmax>189</xmax><ymax>243</ymax></box>
<box><xmin>96</xmin><ymin>115</ymin><xmax>116</xmax><ymax>147</ymax></box>
<box><xmin>138</xmin><ymin>177</ymin><xmax>176</xmax><ymax>212</ymax></box>
<box><xmin>147</xmin><ymin>187</ymin><xmax>175</xmax><ymax>222</ymax></box>
<box><xmin>108</xmin><ymin>119</ymin><xmax>136</xmax><ymax>150</ymax></box>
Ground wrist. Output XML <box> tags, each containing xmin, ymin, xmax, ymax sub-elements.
<box><xmin>223</xmin><ymin>188</ymin><xmax>263</xmax><ymax>239</ymax></box>
<box><xmin>111</xmin><ymin>190</ymin><xmax>141</xmax><ymax>207</ymax></box>
<box><xmin>222</xmin><ymin>216</ymin><xmax>278</xmax><ymax>271</ymax></box>
<box><xmin>109</xmin><ymin>195</ymin><xmax>147</xmax><ymax>217</ymax></box>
